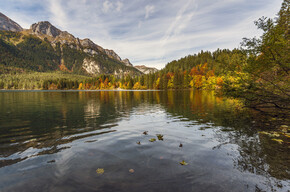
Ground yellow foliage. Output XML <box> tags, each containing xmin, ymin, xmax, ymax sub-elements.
<box><xmin>133</xmin><ymin>82</ymin><xmax>142</xmax><ymax>89</ymax></box>
<box><xmin>156</xmin><ymin>78</ymin><xmax>160</xmax><ymax>89</ymax></box>
<box><xmin>99</xmin><ymin>82</ymin><xmax>105</xmax><ymax>89</ymax></box>
<box><xmin>167</xmin><ymin>77</ymin><xmax>174</xmax><ymax>89</ymax></box>
<box><xmin>78</xmin><ymin>83</ymin><xmax>83</xmax><ymax>90</ymax></box>
<box><xmin>194</xmin><ymin>75</ymin><xmax>203</xmax><ymax>89</ymax></box>
<box><xmin>217</xmin><ymin>77</ymin><xmax>223</xmax><ymax>86</ymax></box>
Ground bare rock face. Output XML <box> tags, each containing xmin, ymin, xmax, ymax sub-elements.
<box><xmin>105</xmin><ymin>49</ymin><xmax>122</xmax><ymax>62</ymax></box>
<box><xmin>0</xmin><ymin>12</ymin><xmax>141</xmax><ymax>76</ymax></box>
<box><xmin>83</xmin><ymin>48</ymin><xmax>98</xmax><ymax>56</ymax></box>
<box><xmin>80</xmin><ymin>38</ymin><xmax>96</xmax><ymax>48</ymax></box>
<box><xmin>134</xmin><ymin>65</ymin><xmax>158</xmax><ymax>74</ymax></box>
<box><xmin>0</xmin><ymin>12</ymin><xmax>23</xmax><ymax>32</ymax></box>
<box><xmin>82</xmin><ymin>58</ymin><xmax>101</xmax><ymax>74</ymax></box>
<box><xmin>29</xmin><ymin>20</ymin><xmax>132</xmax><ymax>69</ymax></box>
<box><xmin>80</xmin><ymin>38</ymin><xmax>104</xmax><ymax>52</ymax></box>
<box><xmin>122</xmin><ymin>58</ymin><xmax>133</xmax><ymax>67</ymax></box>
<box><xmin>30</xmin><ymin>21</ymin><xmax>61</xmax><ymax>37</ymax></box>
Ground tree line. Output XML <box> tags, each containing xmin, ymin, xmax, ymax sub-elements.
<box><xmin>0</xmin><ymin>0</ymin><xmax>288</xmax><ymax>115</ymax></box>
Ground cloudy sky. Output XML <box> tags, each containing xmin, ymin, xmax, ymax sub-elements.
<box><xmin>0</xmin><ymin>0</ymin><xmax>282</xmax><ymax>69</ymax></box>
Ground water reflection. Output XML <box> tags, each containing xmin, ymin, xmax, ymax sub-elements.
<box><xmin>0</xmin><ymin>90</ymin><xmax>289</xmax><ymax>191</ymax></box>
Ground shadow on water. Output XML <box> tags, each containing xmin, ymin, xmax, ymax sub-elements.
<box><xmin>0</xmin><ymin>90</ymin><xmax>289</xmax><ymax>191</ymax></box>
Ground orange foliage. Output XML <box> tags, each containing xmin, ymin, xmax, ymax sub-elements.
<box><xmin>190</xmin><ymin>67</ymin><xmax>198</xmax><ymax>76</ymax></box>
<box><xmin>104</xmin><ymin>78</ymin><xmax>109</xmax><ymax>87</ymax></box>
<box><xmin>217</xmin><ymin>77</ymin><xmax>223</xmax><ymax>86</ymax></box>
<box><xmin>59</xmin><ymin>64</ymin><xmax>71</xmax><ymax>72</ymax></box>
<box><xmin>195</xmin><ymin>75</ymin><xmax>203</xmax><ymax>89</ymax></box>
<box><xmin>49</xmin><ymin>83</ymin><xmax>57</xmax><ymax>90</ymax></box>
<box><xmin>190</xmin><ymin>63</ymin><xmax>212</xmax><ymax>77</ymax></box>
<box><xmin>85</xmin><ymin>83</ymin><xmax>90</xmax><ymax>89</ymax></box>
<box><xmin>166</xmin><ymin>72</ymin><xmax>174</xmax><ymax>79</ymax></box>
<box><xmin>206</xmin><ymin>70</ymin><xmax>215</xmax><ymax>78</ymax></box>
<box><xmin>78</xmin><ymin>83</ymin><xmax>83</xmax><ymax>90</ymax></box>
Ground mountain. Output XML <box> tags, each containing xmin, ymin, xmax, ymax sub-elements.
<box><xmin>0</xmin><ymin>12</ymin><xmax>23</xmax><ymax>32</ymax></box>
<box><xmin>122</xmin><ymin>58</ymin><xmax>133</xmax><ymax>67</ymax></box>
<box><xmin>0</xmin><ymin>13</ymin><xmax>142</xmax><ymax>76</ymax></box>
<box><xmin>134</xmin><ymin>65</ymin><xmax>158</xmax><ymax>74</ymax></box>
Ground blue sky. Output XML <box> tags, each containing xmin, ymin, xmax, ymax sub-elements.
<box><xmin>0</xmin><ymin>0</ymin><xmax>282</xmax><ymax>69</ymax></box>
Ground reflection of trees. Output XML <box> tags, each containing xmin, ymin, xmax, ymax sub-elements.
<box><xmin>0</xmin><ymin>90</ymin><xmax>288</xmax><ymax>182</ymax></box>
<box><xmin>211</xmin><ymin>128</ymin><xmax>290</xmax><ymax>182</ymax></box>
<box><xmin>0</xmin><ymin>91</ymin><xmax>141</xmax><ymax>168</ymax></box>
<box><xmin>157</xmin><ymin>90</ymin><xmax>289</xmax><ymax>181</ymax></box>
<box><xmin>158</xmin><ymin>90</ymin><xmax>251</xmax><ymax>129</ymax></box>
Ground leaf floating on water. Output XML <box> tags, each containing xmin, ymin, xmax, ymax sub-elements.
<box><xmin>129</xmin><ymin>169</ymin><xmax>134</xmax><ymax>173</ymax></box>
<box><xmin>179</xmin><ymin>143</ymin><xmax>183</xmax><ymax>147</ymax></box>
<box><xmin>258</xmin><ymin>131</ymin><xmax>269</xmax><ymax>135</ymax></box>
<box><xmin>149</xmin><ymin>138</ymin><xmax>156</xmax><ymax>142</ymax></box>
<box><xmin>143</xmin><ymin>131</ymin><xmax>148</xmax><ymax>135</ymax></box>
<box><xmin>180</xmin><ymin>160</ymin><xmax>188</xmax><ymax>166</ymax></box>
<box><xmin>96</xmin><ymin>168</ymin><xmax>104</xmax><ymax>174</ymax></box>
<box><xmin>156</xmin><ymin>134</ymin><xmax>164</xmax><ymax>141</ymax></box>
<box><xmin>47</xmin><ymin>160</ymin><xmax>55</xmax><ymax>163</ymax></box>
<box><xmin>271</xmin><ymin>139</ymin><xmax>283</xmax><ymax>144</ymax></box>
<box><xmin>270</xmin><ymin>132</ymin><xmax>280</xmax><ymax>137</ymax></box>
<box><xmin>10</xmin><ymin>140</ymin><xmax>16</xmax><ymax>142</ymax></box>
<box><xmin>136</xmin><ymin>141</ymin><xmax>141</xmax><ymax>145</ymax></box>
<box><xmin>259</xmin><ymin>131</ymin><xmax>280</xmax><ymax>137</ymax></box>
<box><xmin>280</xmin><ymin>125</ymin><xmax>289</xmax><ymax>133</ymax></box>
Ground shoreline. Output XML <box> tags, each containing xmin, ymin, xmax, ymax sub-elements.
<box><xmin>0</xmin><ymin>89</ymin><xmax>162</xmax><ymax>92</ymax></box>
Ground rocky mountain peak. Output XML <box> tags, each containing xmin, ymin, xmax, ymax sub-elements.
<box><xmin>80</xmin><ymin>38</ymin><xmax>96</xmax><ymax>48</ymax></box>
<box><xmin>122</xmin><ymin>58</ymin><xmax>133</xmax><ymax>67</ymax></box>
<box><xmin>104</xmin><ymin>49</ymin><xmax>122</xmax><ymax>62</ymax></box>
<box><xmin>0</xmin><ymin>12</ymin><xmax>23</xmax><ymax>32</ymax></box>
<box><xmin>134</xmin><ymin>65</ymin><xmax>158</xmax><ymax>74</ymax></box>
<box><xmin>30</xmin><ymin>21</ymin><xmax>61</xmax><ymax>37</ymax></box>
<box><xmin>0</xmin><ymin>12</ymin><xmax>152</xmax><ymax>75</ymax></box>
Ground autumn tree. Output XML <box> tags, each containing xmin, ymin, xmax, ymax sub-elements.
<box><xmin>228</xmin><ymin>0</ymin><xmax>289</xmax><ymax>115</ymax></box>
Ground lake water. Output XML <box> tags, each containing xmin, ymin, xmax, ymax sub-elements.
<box><xmin>0</xmin><ymin>90</ymin><xmax>289</xmax><ymax>192</ymax></box>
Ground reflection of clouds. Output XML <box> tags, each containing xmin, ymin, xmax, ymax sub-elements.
<box><xmin>54</xmin><ymin>146</ymin><xmax>76</xmax><ymax>178</ymax></box>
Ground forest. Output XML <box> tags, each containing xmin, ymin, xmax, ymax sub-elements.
<box><xmin>0</xmin><ymin>0</ymin><xmax>289</xmax><ymax>116</ymax></box>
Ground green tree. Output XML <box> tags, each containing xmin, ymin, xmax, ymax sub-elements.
<box><xmin>230</xmin><ymin>0</ymin><xmax>289</xmax><ymax>114</ymax></box>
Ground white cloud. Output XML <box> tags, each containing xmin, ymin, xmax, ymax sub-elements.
<box><xmin>49</xmin><ymin>0</ymin><xmax>68</xmax><ymax>29</ymax></box>
<box><xmin>0</xmin><ymin>0</ymin><xmax>283</xmax><ymax>70</ymax></box>
<box><xmin>116</xmin><ymin>1</ymin><xmax>123</xmax><ymax>12</ymax></box>
<box><xmin>145</xmin><ymin>5</ymin><xmax>155</xmax><ymax>19</ymax></box>
<box><xmin>103</xmin><ymin>0</ymin><xmax>113</xmax><ymax>13</ymax></box>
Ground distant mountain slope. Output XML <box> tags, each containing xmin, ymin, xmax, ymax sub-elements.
<box><xmin>0</xmin><ymin>13</ymin><xmax>142</xmax><ymax>76</ymax></box>
<box><xmin>0</xmin><ymin>12</ymin><xmax>23</xmax><ymax>32</ymax></box>
<box><xmin>134</xmin><ymin>65</ymin><xmax>158</xmax><ymax>74</ymax></box>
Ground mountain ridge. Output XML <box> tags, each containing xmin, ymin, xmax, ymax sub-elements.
<box><xmin>0</xmin><ymin>12</ymin><xmax>23</xmax><ymax>32</ymax></box>
<box><xmin>28</xmin><ymin>21</ymin><xmax>133</xmax><ymax>68</ymax></box>
<box><xmin>134</xmin><ymin>65</ymin><xmax>158</xmax><ymax>74</ymax></box>
<box><xmin>0</xmin><ymin>13</ymin><xmax>158</xmax><ymax>76</ymax></box>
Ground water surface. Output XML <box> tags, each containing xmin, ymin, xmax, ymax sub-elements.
<box><xmin>0</xmin><ymin>90</ymin><xmax>289</xmax><ymax>191</ymax></box>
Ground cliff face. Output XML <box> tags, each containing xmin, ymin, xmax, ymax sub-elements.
<box><xmin>0</xmin><ymin>13</ymin><xmax>142</xmax><ymax>76</ymax></box>
<box><xmin>0</xmin><ymin>12</ymin><xmax>158</xmax><ymax>76</ymax></box>
<box><xmin>0</xmin><ymin>12</ymin><xmax>23</xmax><ymax>32</ymax></box>
<box><xmin>30</xmin><ymin>21</ymin><xmax>61</xmax><ymax>37</ymax></box>
<box><xmin>29</xmin><ymin>21</ymin><xmax>134</xmax><ymax>68</ymax></box>
<box><xmin>134</xmin><ymin>65</ymin><xmax>158</xmax><ymax>74</ymax></box>
<box><xmin>122</xmin><ymin>58</ymin><xmax>133</xmax><ymax>67</ymax></box>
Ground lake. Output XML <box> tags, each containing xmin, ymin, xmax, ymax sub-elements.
<box><xmin>0</xmin><ymin>90</ymin><xmax>289</xmax><ymax>192</ymax></box>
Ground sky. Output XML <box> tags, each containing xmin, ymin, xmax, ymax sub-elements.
<box><xmin>0</xmin><ymin>0</ymin><xmax>283</xmax><ymax>69</ymax></box>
